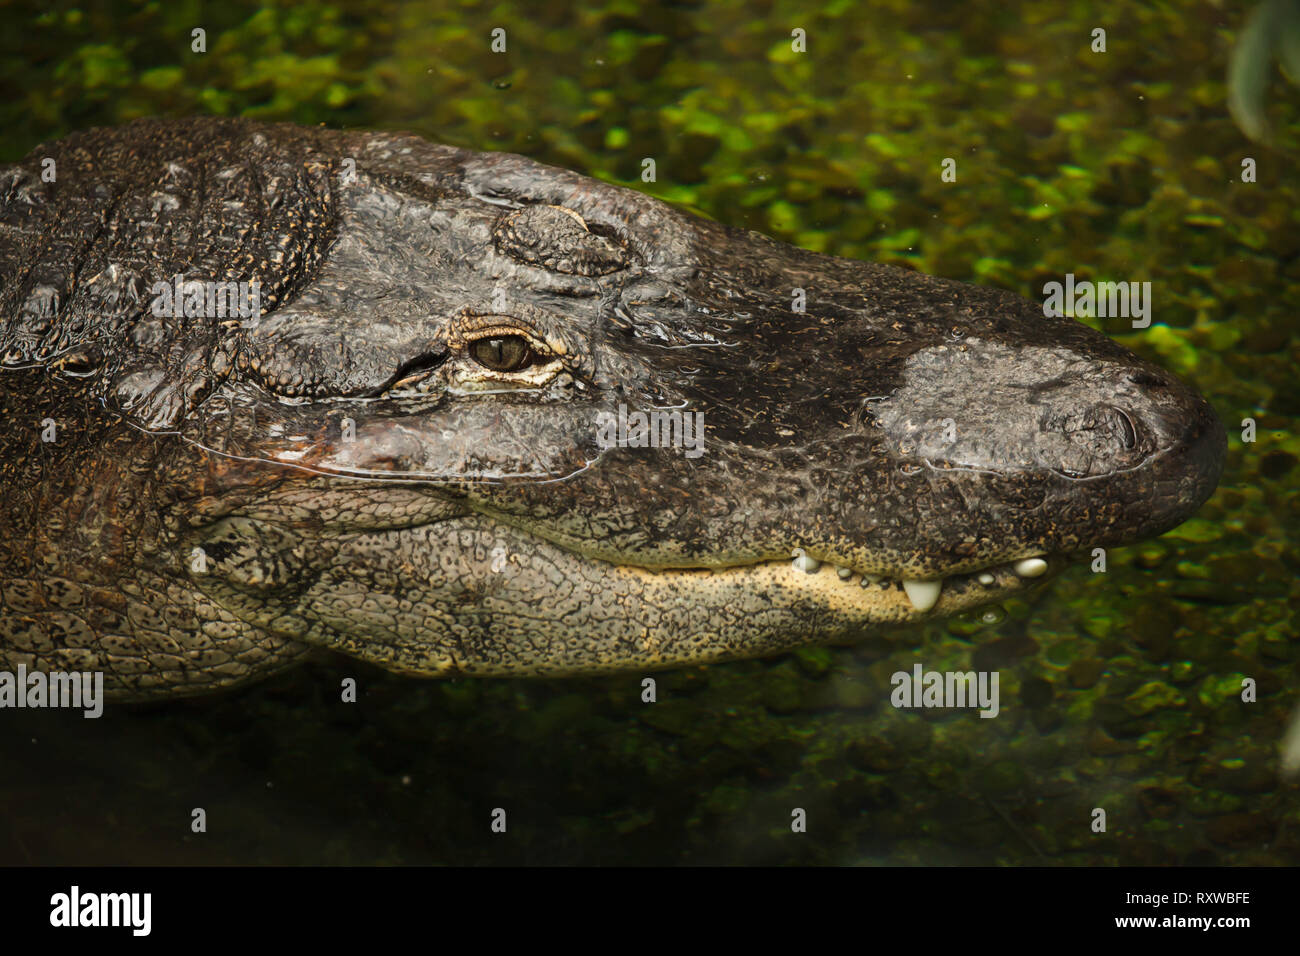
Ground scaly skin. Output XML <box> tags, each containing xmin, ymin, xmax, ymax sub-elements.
<box><xmin>0</xmin><ymin>118</ymin><xmax>1226</xmax><ymax>699</ymax></box>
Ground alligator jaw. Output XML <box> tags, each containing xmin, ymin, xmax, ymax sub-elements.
<box><xmin>607</xmin><ymin>550</ymin><xmax>1062</xmax><ymax>620</ymax></box>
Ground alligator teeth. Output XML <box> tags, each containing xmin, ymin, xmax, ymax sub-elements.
<box><xmin>836</xmin><ymin>566</ymin><xmax>853</xmax><ymax>580</ymax></box>
<box><xmin>792</xmin><ymin>554</ymin><xmax>821</xmax><ymax>573</ymax></box>
<box><xmin>1013</xmin><ymin>557</ymin><xmax>1048</xmax><ymax>578</ymax></box>
<box><xmin>902</xmin><ymin>579</ymin><xmax>942</xmax><ymax>612</ymax></box>
<box><xmin>977</xmin><ymin>572</ymin><xmax>995</xmax><ymax>586</ymax></box>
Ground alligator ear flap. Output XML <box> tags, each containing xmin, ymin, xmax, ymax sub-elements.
<box><xmin>110</xmin><ymin>367</ymin><xmax>181</xmax><ymax>431</ymax></box>
<box><xmin>108</xmin><ymin>344</ymin><xmax>226</xmax><ymax>432</ymax></box>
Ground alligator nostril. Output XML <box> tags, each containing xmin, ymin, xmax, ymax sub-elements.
<box><xmin>1115</xmin><ymin>407</ymin><xmax>1137</xmax><ymax>450</ymax></box>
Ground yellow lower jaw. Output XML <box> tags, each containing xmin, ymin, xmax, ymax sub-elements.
<box><xmin>608</xmin><ymin>555</ymin><xmax>1055</xmax><ymax>625</ymax></box>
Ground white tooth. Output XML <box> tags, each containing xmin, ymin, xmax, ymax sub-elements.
<box><xmin>864</xmin><ymin>573</ymin><xmax>882</xmax><ymax>583</ymax></box>
<box><xmin>902</xmin><ymin>578</ymin><xmax>942</xmax><ymax>612</ymax></box>
<box><xmin>793</xmin><ymin>554</ymin><xmax>821</xmax><ymax>573</ymax></box>
<box><xmin>1013</xmin><ymin>557</ymin><xmax>1048</xmax><ymax>578</ymax></box>
<box><xmin>836</xmin><ymin>566</ymin><xmax>853</xmax><ymax>580</ymax></box>
<box><xmin>977</xmin><ymin>572</ymin><xmax>995</xmax><ymax>586</ymax></box>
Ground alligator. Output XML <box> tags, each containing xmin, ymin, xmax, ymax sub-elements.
<box><xmin>0</xmin><ymin>118</ymin><xmax>1226</xmax><ymax>700</ymax></box>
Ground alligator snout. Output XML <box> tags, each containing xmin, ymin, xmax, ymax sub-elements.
<box><xmin>1033</xmin><ymin>357</ymin><xmax>1225</xmax><ymax>492</ymax></box>
<box><xmin>864</xmin><ymin>330</ymin><xmax>1225</xmax><ymax>579</ymax></box>
<box><xmin>1105</xmin><ymin>364</ymin><xmax>1227</xmax><ymax>539</ymax></box>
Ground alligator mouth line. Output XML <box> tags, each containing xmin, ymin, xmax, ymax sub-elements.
<box><xmin>600</xmin><ymin>551</ymin><xmax>1060</xmax><ymax>620</ymax></box>
<box><xmin>473</xmin><ymin>505</ymin><xmax>1060</xmax><ymax>622</ymax></box>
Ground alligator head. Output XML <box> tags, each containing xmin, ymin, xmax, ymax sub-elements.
<box><xmin>0</xmin><ymin>118</ymin><xmax>1225</xmax><ymax>695</ymax></box>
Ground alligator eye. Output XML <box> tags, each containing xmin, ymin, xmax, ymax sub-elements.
<box><xmin>469</xmin><ymin>334</ymin><xmax>534</xmax><ymax>372</ymax></box>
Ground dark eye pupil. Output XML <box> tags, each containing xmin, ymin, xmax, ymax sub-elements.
<box><xmin>470</xmin><ymin>335</ymin><xmax>531</xmax><ymax>372</ymax></box>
